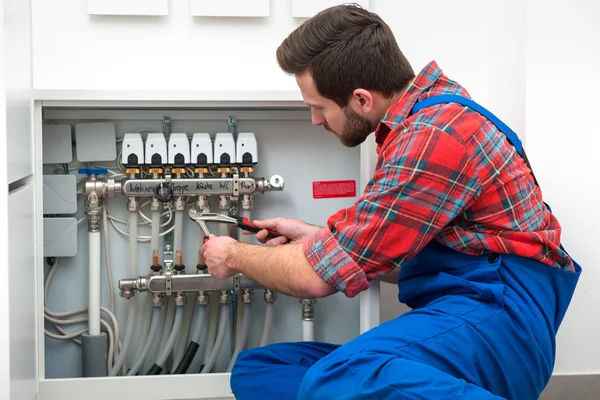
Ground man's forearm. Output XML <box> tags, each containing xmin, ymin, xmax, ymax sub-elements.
<box><xmin>229</xmin><ymin>242</ymin><xmax>337</xmax><ymax>298</ymax></box>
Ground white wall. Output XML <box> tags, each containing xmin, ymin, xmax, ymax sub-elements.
<box><xmin>526</xmin><ymin>0</ymin><xmax>600</xmax><ymax>375</ymax></box>
<box><xmin>32</xmin><ymin>0</ymin><xmax>598</xmax><ymax>378</ymax></box>
<box><xmin>0</xmin><ymin>1</ymin><xmax>11</xmax><ymax>397</ymax></box>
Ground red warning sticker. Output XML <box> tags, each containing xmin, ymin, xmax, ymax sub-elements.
<box><xmin>313</xmin><ymin>180</ymin><xmax>356</xmax><ymax>199</ymax></box>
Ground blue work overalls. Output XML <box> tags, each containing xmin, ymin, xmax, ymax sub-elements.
<box><xmin>230</xmin><ymin>95</ymin><xmax>582</xmax><ymax>400</ymax></box>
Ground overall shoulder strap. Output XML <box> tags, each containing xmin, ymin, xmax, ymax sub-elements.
<box><xmin>411</xmin><ymin>94</ymin><xmax>539</xmax><ymax>188</ymax></box>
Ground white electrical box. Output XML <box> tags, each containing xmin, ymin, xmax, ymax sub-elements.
<box><xmin>214</xmin><ymin>132</ymin><xmax>236</xmax><ymax>165</ymax></box>
<box><xmin>75</xmin><ymin>122</ymin><xmax>117</xmax><ymax>162</ymax></box>
<box><xmin>87</xmin><ymin>0</ymin><xmax>169</xmax><ymax>16</ymax></box>
<box><xmin>43</xmin><ymin>175</ymin><xmax>77</xmax><ymax>215</ymax></box>
<box><xmin>292</xmin><ymin>0</ymin><xmax>370</xmax><ymax>18</ymax></box>
<box><xmin>191</xmin><ymin>133</ymin><xmax>214</xmax><ymax>165</ymax></box>
<box><xmin>145</xmin><ymin>133</ymin><xmax>168</xmax><ymax>165</ymax></box>
<box><xmin>190</xmin><ymin>0</ymin><xmax>270</xmax><ymax>17</ymax></box>
<box><xmin>168</xmin><ymin>133</ymin><xmax>191</xmax><ymax>165</ymax></box>
<box><xmin>43</xmin><ymin>218</ymin><xmax>78</xmax><ymax>257</ymax></box>
<box><xmin>236</xmin><ymin>132</ymin><xmax>258</xmax><ymax>165</ymax></box>
<box><xmin>121</xmin><ymin>133</ymin><xmax>144</xmax><ymax>166</ymax></box>
<box><xmin>42</xmin><ymin>124</ymin><xmax>72</xmax><ymax>164</ymax></box>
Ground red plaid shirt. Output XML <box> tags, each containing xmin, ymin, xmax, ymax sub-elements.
<box><xmin>303</xmin><ymin>61</ymin><xmax>574</xmax><ymax>298</ymax></box>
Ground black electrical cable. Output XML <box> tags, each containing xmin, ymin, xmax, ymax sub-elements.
<box><xmin>153</xmin><ymin>182</ymin><xmax>173</xmax><ymax>202</ymax></box>
<box><xmin>146</xmin><ymin>363</ymin><xmax>163</xmax><ymax>375</ymax></box>
<box><xmin>173</xmin><ymin>341</ymin><xmax>200</xmax><ymax>374</ymax></box>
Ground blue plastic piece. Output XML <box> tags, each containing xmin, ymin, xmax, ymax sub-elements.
<box><xmin>78</xmin><ymin>168</ymin><xmax>108</xmax><ymax>176</ymax></box>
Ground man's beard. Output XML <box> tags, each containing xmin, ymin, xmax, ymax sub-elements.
<box><xmin>325</xmin><ymin>107</ymin><xmax>376</xmax><ymax>147</ymax></box>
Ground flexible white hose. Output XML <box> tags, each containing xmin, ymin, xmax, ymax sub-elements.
<box><xmin>127</xmin><ymin>306</ymin><xmax>161</xmax><ymax>376</ymax></box>
<box><xmin>236</xmin><ymin>210</ymin><xmax>251</xmax><ymax>348</ymax></box>
<box><xmin>302</xmin><ymin>320</ymin><xmax>314</xmax><ymax>342</ymax></box>
<box><xmin>151</xmin><ymin>210</ymin><xmax>160</xmax><ymax>255</ymax></box>
<box><xmin>156</xmin><ymin>306</ymin><xmax>185</xmax><ymax>368</ymax></box>
<box><xmin>144</xmin><ymin>301</ymin><xmax>167</xmax><ymax>373</ymax></box>
<box><xmin>102</xmin><ymin>207</ymin><xmax>115</xmax><ymax>314</ymax></box>
<box><xmin>158</xmin><ymin>299</ymin><xmax>176</xmax><ymax>355</ymax></box>
<box><xmin>260</xmin><ymin>301</ymin><xmax>275</xmax><ymax>347</ymax></box>
<box><xmin>109</xmin><ymin>300</ymin><xmax>137</xmax><ymax>376</ymax></box>
<box><xmin>189</xmin><ymin>304</ymin><xmax>208</xmax><ymax>343</ymax></box>
<box><xmin>172</xmin><ymin>299</ymin><xmax>194</xmax><ymax>373</ymax></box>
<box><xmin>227</xmin><ymin>303</ymin><xmax>252</xmax><ymax>372</ymax></box>
<box><xmin>203</xmin><ymin>211</ymin><xmax>230</xmax><ymax>363</ymax></box>
<box><xmin>174</xmin><ymin>210</ymin><xmax>183</xmax><ymax>262</ymax></box>
<box><xmin>88</xmin><ymin>231</ymin><xmax>101</xmax><ymax>336</ymax></box>
<box><xmin>201</xmin><ymin>303</ymin><xmax>230</xmax><ymax>374</ymax></box>
<box><xmin>204</xmin><ymin>296</ymin><xmax>219</xmax><ymax>364</ymax></box>
<box><xmin>128</xmin><ymin>212</ymin><xmax>138</xmax><ymax>276</ymax></box>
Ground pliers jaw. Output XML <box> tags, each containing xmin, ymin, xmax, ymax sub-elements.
<box><xmin>188</xmin><ymin>207</ymin><xmax>236</xmax><ymax>237</ymax></box>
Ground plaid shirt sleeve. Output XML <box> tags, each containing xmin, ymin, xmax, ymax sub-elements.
<box><xmin>303</xmin><ymin>126</ymin><xmax>482</xmax><ymax>297</ymax></box>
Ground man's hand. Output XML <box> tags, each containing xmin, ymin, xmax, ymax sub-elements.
<box><xmin>247</xmin><ymin>218</ymin><xmax>323</xmax><ymax>246</ymax></box>
<box><xmin>201</xmin><ymin>235</ymin><xmax>238</xmax><ymax>280</ymax></box>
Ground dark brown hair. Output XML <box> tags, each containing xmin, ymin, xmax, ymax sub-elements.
<box><xmin>277</xmin><ymin>4</ymin><xmax>415</xmax><ymax>107</ymax></box>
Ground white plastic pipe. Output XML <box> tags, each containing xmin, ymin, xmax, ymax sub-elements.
<box><xmin>227</xmin><ymin>303</ymin><xmax>252</xmax><ymax>372</ymax></box>
<box><xmin>302</xmin><ymin>320</ymin><xmax>314</xmax><ymax>342</ymax></box>
<box><xmin>159</xmin><ymin>299</ymin><xmax>176</xmax><ymax>354</ymax></box>
<box><xmin>260</xmin><ymin>301</ymin><xmax>275</xmax><ymax>347</ymax></box>
<box><xmin>174</xmin><ymin>210</ymin><xmax>183</xmax><ymax>260</ymax></box>
<box><xmin>201</xmin><ymin>303</ymin><xmax>230</xmax><ymax>374</ymax></box>
<box><xmin>128</xmin><ymin>212</ymin><xmax>138</xmax><ymax>276</ymax></box>
<box><xmin>88</xmin><ymin>231</ymin><xmax>101</xmax><ymax>336</ymax></box>
<box><xmin>127</xmin><ymin>306</ymin><xmax>161</xmax><ymax>376</ymax></box>
<box><xmin>109</xmin><ymin>300</ymin><xmax>137</xmax><ymax>376</ymax></box>
<box><xmin>151</xmin><ymin>210</ymin><xmax>160</xmax><ymax>257</ymax></box>
<box><xmin>204</xmin><ymin>299</ymin><xmax>219</xmax><ymax>364</ymax></box>
<box><xmin>155</xmin><ymin>305</ymin><xmax>185</xmax><ymax>368</ymax></box>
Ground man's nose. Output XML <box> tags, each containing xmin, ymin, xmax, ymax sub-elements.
<box><xmin>311</xmin><ymin>109</ymin><xmax>325</xmax><ymax>126</ymax></box>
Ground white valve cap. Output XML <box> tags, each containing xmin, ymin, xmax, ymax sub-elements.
<box><xmin>191</xmin><ymin>133</ymin><xmax>214</xmax><ymax>165</ymax></box>
<box><xmin>214</xmin><ymin>132</ymin><xmax>236</xmax><ymax>165</ymax></box>
<box><xmin>168</xmin><ymin>133</ymin><xmax>191</xmax><ymax>165</ymax></box>
<box><xmin>121</xmin><ymin>133</ymin><xmax>144</xmax><ymax>166</ymax></box>
<box><xmin>236</xmin><ymin>132</ymin><xmax>258</xmax><ymax>165</ymax></box>
<box><xmin>145</xmin><ymin>133</ymin><xmax>167</xmax><ymax>165</ymax></box>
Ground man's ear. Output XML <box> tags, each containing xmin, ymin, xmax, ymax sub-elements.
<box><xmin>350</xmin><ymin>89</ymin><xmax>374</xmax><ymax>113</ymax></box>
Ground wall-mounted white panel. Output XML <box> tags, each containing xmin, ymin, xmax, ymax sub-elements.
<box><xmin>292</xmin><ymin>0</ymin><xmax>369</xmax><ymax>18</ymax></box>
<box><xmin>43</xmin><ymin>124</ymin><xmax>73</xmax><ymax>164</ymax></box>
<box><xmin>44</xmin><ymin>218</ymin><xmax>78</xmax><ymax>257</ymax></box>
<box><xmin>43</xmin><ymin>175</ymin><xmax>77</xmax><ymax>215</ymax></box>
<box><xmin>8</xmin><ymin>184</ymin><xmax>37</xmax><ymax>400</ymax></box>
<box><xmin>5</xmin><ymin>0</ymin><xmax>33</xmax><ymax>184</ymax></box>
<box><xmin>87</xmin><ymin>0</ymin><xmax>168</xmax><ymax>16</ymax></box>
<box><xmin>190</xmin><ymin>0</ymin><xmax>270</xmax><ymax>17</ymax></box>
<box><xmin>75</xmin><ymin>122</ymin><xmax>116</xmax><ymax>162</ymax></box>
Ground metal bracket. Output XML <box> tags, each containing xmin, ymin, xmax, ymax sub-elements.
<box><xmin>232</xmin><ymin>172</ymin><xmax>240</xmax><ymax>200</ymax></box>
<box><xmin>233</xmin><ymin>274</ymin><xmax>241</xmax><ymax>293</ymax></box>
<box><xmin>165</xmin><ymin>266</ymin><xmax>173</xmax><ymax>296</ymax></box>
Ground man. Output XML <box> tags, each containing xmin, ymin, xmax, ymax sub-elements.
<box><xmin>201</xmin><ymin>4</ymin><xmax>581</xmax><ymax>400</ymax></box>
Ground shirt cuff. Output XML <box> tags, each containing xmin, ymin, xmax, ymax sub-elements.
<box><xmin>303</xmin><ymin>227</ymin><xmax>370</xmax><ymax>298</ymax></box>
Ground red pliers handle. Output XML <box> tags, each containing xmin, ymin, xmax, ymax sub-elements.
<box><xmin>237</xmin><ymin>217</ymin><xmax>285</xmax><ymax>241</ymax></box>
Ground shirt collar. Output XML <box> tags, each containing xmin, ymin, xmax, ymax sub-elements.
<box><xmin>375</xmin><ymin>61</ymin><xmax>443</xmax><ymax>151</ymax></box>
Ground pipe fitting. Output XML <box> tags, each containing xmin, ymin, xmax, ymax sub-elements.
<box><xmin>241</xmin><ymin>195</ymin><xmax>253</xmax><ymax>210</ymax></box>
<box><xmin>174</xmin><ymin>196</ymin><xmax>185</xmax><ymax>211</ymax></box>
<box><xmin>127</xmin><ymin>197</ymin><xmax>139</xmax><ymax>212</ymax></box>
<box><xmin>219</xmin><ymin>290</ymin><xmax>231</xmax><ymax>304</ymax></box>
<box><xmin>264</xmin><ymin>289</ymin><xmax>277</xmax><ymax>303</ymax></box>
<box><xmin>175</xmin><ymin>292</ymin><xmax>186</xmax><ymax>307</ymax></box>
<box><xmin>150</xmin><ymin>197</ymin><xmax>161</xmax><ymax>212</ymax></box>
<box><xmin>242</xmin><ymin>289</ymin><xmax>254</xmax><ymax>304</ymax></box>
<box><xmin>300</xmin><ymin>298</ymin><xmax>316</xmax><ymax>321</ymax></box>
<box><xmin>197</xmin><ymin>290</ymin><xmax>210</xmax><ymax>305</ymax></box>
<box><xmin>219</xmin><ymin>195</ymin><xmax>231</xmax><ymax>210</ymax></box>
<box><xmin>196</xmin><ymin>196</ymin><xmax>209</xmax><ymax>211</ymax></box>
<box><xmin>152</xmin><ymin>294</ymin><xmax>164</xmax><ymax>307</ymax></box>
